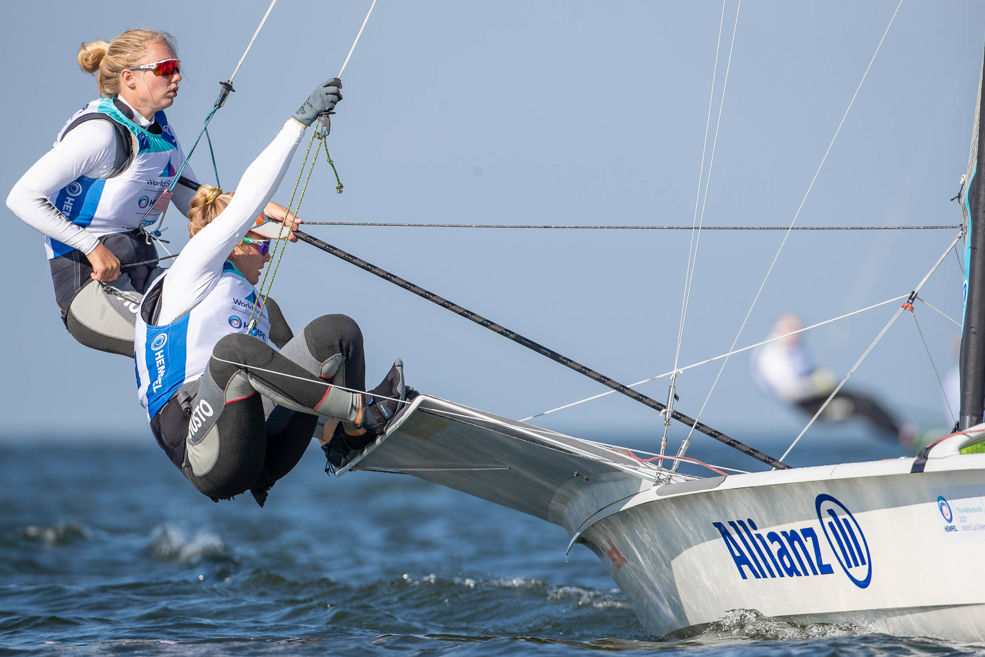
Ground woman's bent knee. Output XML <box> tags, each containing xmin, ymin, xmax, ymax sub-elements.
<box><xmin>304</xmin><ymin>314</ymin><xmax>363</xmax><ymax>355</ymax></box>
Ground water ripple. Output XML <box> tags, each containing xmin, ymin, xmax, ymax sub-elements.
<box><xmin>15</xmin><ymin>523</ymin><xmax>91</xmax><ymax>547</ymax></box>
<box><xmin>147</xmin><ymin>525</ymin><xmax>229</xmax><ymax>565</ymax></box>
<box><xmin>3</xmin><ymin>444</ymin><xmax>984</xmax><ymax>656</ymax></box>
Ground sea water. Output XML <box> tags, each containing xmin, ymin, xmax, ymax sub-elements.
<box><xmin>0</xmin><ymin>434</ymin><xmax>980</xmax><ymax>656</ymax></box>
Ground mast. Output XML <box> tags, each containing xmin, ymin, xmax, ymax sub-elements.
<box><xmin>959</xmin><ymin>44</ymin><xmax>985</xmax><ymax>430</ymax></box>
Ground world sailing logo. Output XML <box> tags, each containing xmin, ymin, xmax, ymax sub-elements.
<box><xmin>712</xmin><ymin>493</ymin><xmax>871</xmax><ymax>589</ymax></box>
<box><xmin>938</xmin><ymin>495</ymin><xmax>953</xmax><ymax>523</ymax></box>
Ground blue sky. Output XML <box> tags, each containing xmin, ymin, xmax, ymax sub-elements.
<box><xmin>2</xmin><ymin>1</ymin><xmax>983</xmax><ymax>454</ymax></box>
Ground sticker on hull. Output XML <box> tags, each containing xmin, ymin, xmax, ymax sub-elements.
<box><xmin>937</xmin><ymin>494</ymin><xmax>985</xmax><ymax>540</ymax></box>
<box><xmin>713</xmin><ymin>493</ymin><xmax>871</xmax><ymax>589</ymax></box>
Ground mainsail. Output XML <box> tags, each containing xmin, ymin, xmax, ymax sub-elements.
<box><xmin>959</xmin><ymin>47</ymin><xmax>985</xmax><ymax>430</ymax></box>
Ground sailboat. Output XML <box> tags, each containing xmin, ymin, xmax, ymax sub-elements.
<box><xmin>321</xmin><ymin>24</ymin><xmax>985</xmax><ymax>645</ymax></box>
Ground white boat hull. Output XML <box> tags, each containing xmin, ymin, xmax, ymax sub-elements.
<box><xmin>345</xmin><ymin>394</ymin><xmax>985</xmax><ymax>641</ymax></box>
<box><xmin>580</xmin><ymin>458</ymin><xmax>985</xmax><ymax>639</ymax></box>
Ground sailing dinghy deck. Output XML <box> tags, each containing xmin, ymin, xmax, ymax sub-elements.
<box><xmin>337</xmin><ymin>394</ymin><xmax>686</xmax><ymax>537</ymax></box>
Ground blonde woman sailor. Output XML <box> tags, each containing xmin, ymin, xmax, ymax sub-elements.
<box><xmin>135</xmin><ymin>79</ymin><xmax>406</xmax><ymax>506</ymax></box>
<box><xmin>6</xmin><ymin>29</ymin><xmax>292</xmax><ymax>356</ymax></box>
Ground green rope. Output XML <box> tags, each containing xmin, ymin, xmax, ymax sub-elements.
<box><xmin>244</xmin><ymin>123</ymin><xmax>346</xmax><ymax>334</ymax></box>
<box><xmin>245</xmin><ymin>130</ymin><xmax>319</xmax><ymax>334</ymax></box>
<box><xmin>324</xmin><ymin>145</ymin><xmax>343</xmax><ymax>194</ymax></box>
<box><xmin>261</xmin><ymin>138</ymin><xmax>323</xmax><ymax>295</ymax></box>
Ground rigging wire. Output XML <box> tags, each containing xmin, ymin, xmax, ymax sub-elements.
<box><xmin>424</xmin><ymin>405</ymin><xmax>681</xmax><ymax>477</ymax></box>
<box><xmin>778</xmin><ymin>230</ymin><xmax>963</xmax><ymax>462</ymax></box>
<box><xmin>779</xmin><ymin>307</ymin><xmax>907</xmax><ymax>462</ymax></box>
<box><xmin>227</xmin><ymin>0</ymin><xmax>279</xmax><ymax>82</ymax></box>
<box><xmin>338</xmin><ymin>0</ymin><xmax>378</xmax><ymax>78</ymax></box>
<box><xmin>118</xmin><ymin>222</ymin><xmax>957</xmax><ymax>273</ymax></box>
<box><xmin>626</xmin><ymin>450</ymin><xmax>730</xmax><ymax>477</ymax></box>
<box><xmin>301</xmin><ymin>220</ymin><xmax>961</xmax><ymax>230</ymax></box>
<box><xmin>204</xmin><ymin>128</ymin><xmax>222</xmax><ymax>187</ymax></box>
<box><xmin>141</xmin><ymin>0</ymin><xmax>280</xmax><ymax>236</ymax></box>
<box><xmin>666</xmin><ymin>1</ymin><xmax>729</xmax><ymax>446</ymax></box>
<box><xmin>414</xmin><ymin>406</ymin><xmax>667</xmax><ymax>480</ymax></box>
<box><xmin>209</xmin><ymin>354</ymin><xmax>409</xmax><ymax>408</ymax></box>
<box><xmin>664</xmin><ymin>0</ymin><xmax>742</xmax><ymax>466</ymax></box>
<box><xmin>661</xmin><ymin>0</ymin><xmax>727</xmax><ymax>466</ymax></box>
<box><xmin>671</xmin><ymin>0</ymin><xmax>905</xmax><ymax>472</ymax></box>
<box><xmin>249</xmin><ymin>135</ymin><xmax>323</xmax><ymax>334</ymax></box>
<box><xmin>247</xmin><ymin>0</ymin><xmax>379</xmax><ymax>331</ymax></box>
<box><xmin>609</xmin><ymin>444</ymin><xmax>749</xmax><ymax>475</ymax></box>
<box><xmin>910</xmin><ymin>310</ymin><xmax>957</xmax><ymax>427</ymax></box>
<box><xmin>918</xmin><ymin>295</ymin><xmax>962</xmax><ymax>327</ymax></box>
<box><xmin>952</xmin><ymin>236</ymin><xmax>967</xmax><ymax>275</ymax></box>
<box><xmin>295</xmin><ymin>229</ymin><xmax>789</xmax><ymax>469</ymax></box>
<box><xmin>518</xmin><ymin>292</ymin><xmax>910</xmax><ymax>422</ymax></box>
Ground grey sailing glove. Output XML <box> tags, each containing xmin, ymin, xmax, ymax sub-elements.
<box><xmin>293</xmin><ymin>78</ymin><xmax>343</xmax><ymax>126</ymax></box>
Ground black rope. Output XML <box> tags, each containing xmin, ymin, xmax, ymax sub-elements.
<box><xmin>303</xmin><ymin>221</ymin><xmax>962</xmax><ymax>231</ymax></box>
<box><xmin>294</xmin><ymin>229</ymin><xmax>789</xmax><ymax>470</ymax></box>
<box><xmin>119</xmin><ymin>253</ymin><xmax>178</xmax><ymax>270</ymax></box>
<box><xmin>116</xmin><ymin>220</ymin><xmax>962</xmax><ymax>269</ymax></box>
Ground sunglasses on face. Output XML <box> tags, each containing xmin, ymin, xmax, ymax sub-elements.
<box><xmin>241</xmin><ymin>237</ymin><xmax>271</xmax><ymax>255</ymax></box>
<box><xmin>128</xmin><ymin>59</ymin><xmax>181</xmax><ymax>77</ymax></box>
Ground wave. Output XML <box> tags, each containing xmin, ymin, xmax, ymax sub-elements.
<box><xmin>147</xmin><ymin>524</ymin><xmax>229</xmax><ymax>565</ymax></box>
<box><xmin>15</xmin><ymin>523</ymin><xmax>91</xmax><ymax>547</ymax></box>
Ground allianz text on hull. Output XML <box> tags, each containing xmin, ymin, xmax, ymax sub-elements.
<box><xmin>581</xmin><ymin>440</ymin><xmax>985</xmax><ymax>639</ymax></box>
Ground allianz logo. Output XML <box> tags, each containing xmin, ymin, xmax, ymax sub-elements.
<box><xmin>712</xmin><ymin>493</ymin><xmax>871</xmax><ymax>589</ymax></box>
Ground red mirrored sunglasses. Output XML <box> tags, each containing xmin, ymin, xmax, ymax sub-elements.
<box><xmin>128</xmin><ymin>59</ymin><xmax>181</xmax><ymax>77</ymax></box>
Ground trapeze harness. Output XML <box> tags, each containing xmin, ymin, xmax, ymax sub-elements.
<box><xmin>133</xmin><ymin>119</ymin><xmax>369</xmax><ymax>505</ymax></box>
<box><xmin>136</xmin><ymin>261</ymin><xmax>274</xmax><ymax>425</ymax></box>
<box><xmin>46</xmin><ymin>98</ymin><xmax>197</xmax><ymax>355</ymax></box>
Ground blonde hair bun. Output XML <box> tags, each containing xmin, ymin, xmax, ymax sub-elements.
<box><xmin>188</xmin><ymin>185</ymin><xmax>233</xmax><ymax>237</ymax></box>
<box><xmin>77</xmin><ymin>41</ymin><xmax>109</xmax><ymax>74</ymax></box>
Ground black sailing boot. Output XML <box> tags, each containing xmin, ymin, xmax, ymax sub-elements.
<box><xmin>322</xmin><ymin>423</ymin><xmax>358</xmax><ymax>473</ymax></box>
<box><xmin>358</xmin><ymin>359</ymin><xmax>406</xmax><ymax>435</ymax></box>
<box><xmin>322</xmin><ymin>360</ymin><xmax>406</xmax><ymax>474</ymax></box>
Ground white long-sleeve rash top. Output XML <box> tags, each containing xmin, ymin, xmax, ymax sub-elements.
<box><xmin>6</xmin><ymin>97</ymin><xmax>197</xmax><ymax>256</ymax></box>
<box><xmin>154</xmin><ymin>119</ymin><xmax>304</xmax><ymax>325</ymax></box>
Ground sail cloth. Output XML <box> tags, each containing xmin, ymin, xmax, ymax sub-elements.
<box><xmin>959</xmin><ymin>52</ymin><xmax>985</xmax><ymax>430</ymax></box>
<box><xmin>339</xmin><ymin>395</ymin><xmax>674</xmax><ymax>536</ymax></box>
<box><xmin>961</xmin><ymin>55</ymin><xmax>983</xmax><ymax>302</ymax></box>
<box><xmin>963</xmin><ymin>59</ymin><xmax>984</xmax><ymax>224</ymax></box>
